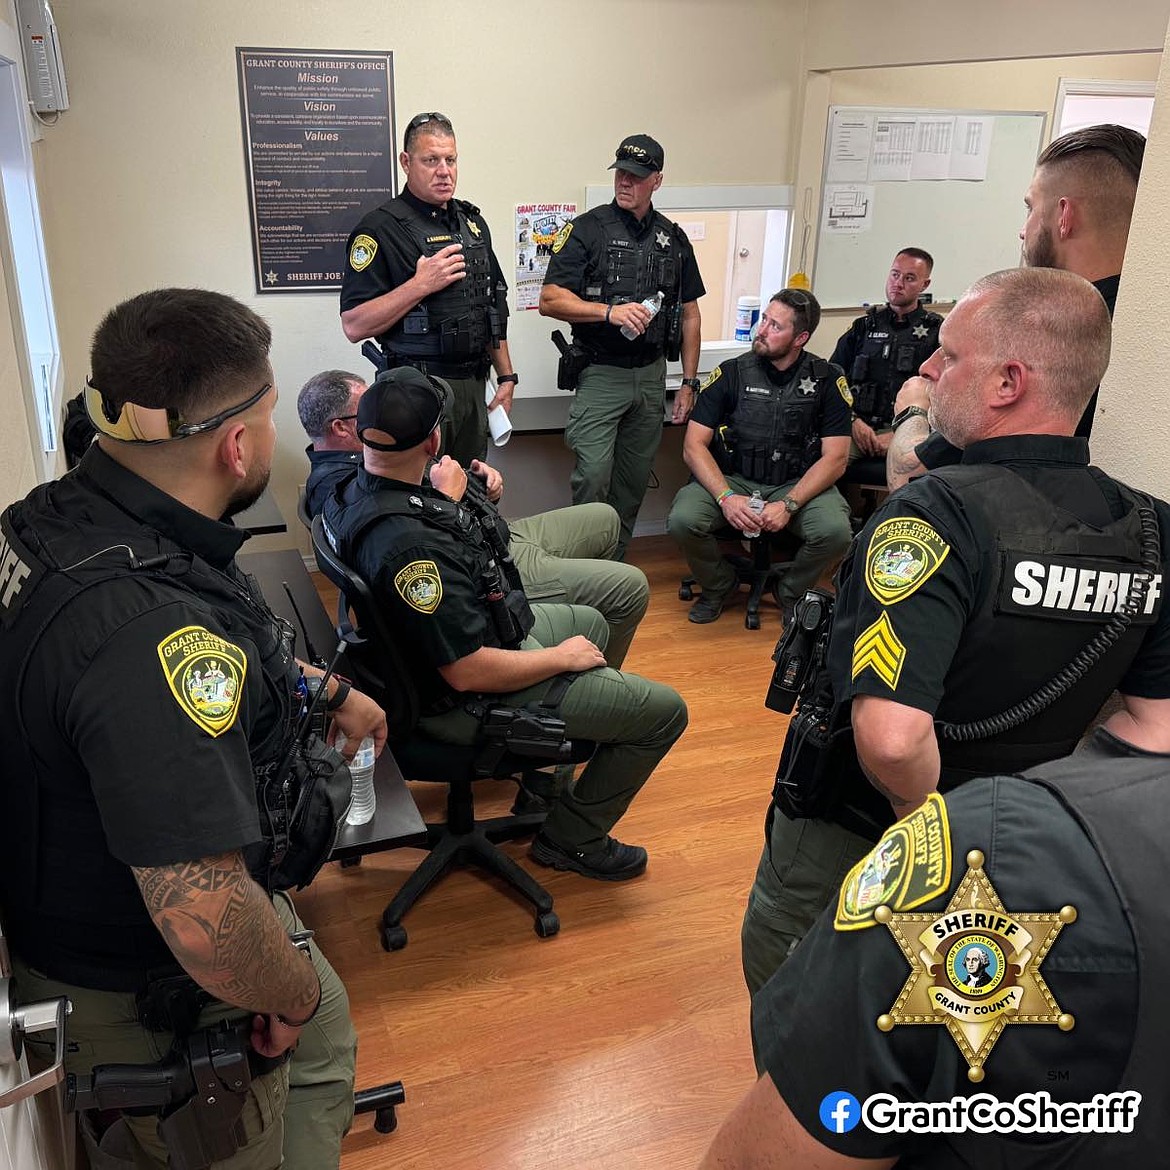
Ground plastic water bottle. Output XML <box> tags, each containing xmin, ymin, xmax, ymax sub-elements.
<box><xmin>339</xmin><ymin>734</ymin><xmax>377</xmax><ymax>826</ymax></box>
<box><xmin>744</xmin><ymin>490</ymin><xmax>766</xmax><ymax>539</ymax></box>
<box><xmin>620</xmin><ymin>290</ymin><xmax>664</xmax><ymax>340</ymax></box>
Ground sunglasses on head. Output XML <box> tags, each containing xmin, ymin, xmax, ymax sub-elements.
<box><xmin>404</xmin><ymin>112</ymin><xmax>453</xmax><ymax>149</ymax></box>
<box><xmin>84</xmin><ymin>378</ymin><xmax>272</xmax><ymax>444</ymax></box>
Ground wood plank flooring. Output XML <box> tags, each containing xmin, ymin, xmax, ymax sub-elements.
<box><xmin>298</xmin><ymin>535</ymin><xmax>794</xmax><ymax>1170</ymax></box>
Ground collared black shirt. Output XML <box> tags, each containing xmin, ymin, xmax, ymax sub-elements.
<box><xmin>305</xmin><ymin>445</ymin><xmax>362</xmax><ymax>518</ymax></box>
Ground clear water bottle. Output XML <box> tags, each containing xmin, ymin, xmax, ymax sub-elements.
<box><xmin>338</xmin><ymin>734</ymin><xmax>377</xmax><ymax>826</ymax></box>
<box><xmin>620</xmin><ymin>290</ymin><xmax>664</xmax><ymax>340</ymax></box>
<box><xmin>745</xmin><ymin>490</ymin><xmax>766</xmax><ymax>539</ymax></box>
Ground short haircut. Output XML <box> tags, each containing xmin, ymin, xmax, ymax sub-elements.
<box><xmin>770</xmin><ymin>287</ymin><xmax>821</xmax><ymax>339</ymax></box>
<box><xmin>963</xmin><ymin>268</ymin><xmax>1111</xmax><ymax>419</ymax></box>
<box><xmin>895</xmin><ymin>247</ymin><xmax>934</xmax><ymax>273</ymax></box>
<box><xmin>90</xmin><ymin>288</ymin><xmax>271</xmax><ymax>418</ymax></box>
<box><xmin>298</xmin><ymin>369</ymin><xmax>364</xmax><ymax>441</ymax></box>
<box><xmin>404</xmin><ymin>112</ymin><xmax>455</xmax><ymax>154</ymax></box>
<box><xmin>1035</xmin><ymin>124</ymin><xmax>1145</xmax><ymax>232</ymax></box>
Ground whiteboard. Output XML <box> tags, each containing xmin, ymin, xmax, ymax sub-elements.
<box><xmin>813</xmin><ymin>107</ymin><xmax>1047</xmax><ymax>308</ymax></box>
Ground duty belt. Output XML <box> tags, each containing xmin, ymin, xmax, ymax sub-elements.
<box><xmin>585</xmin><ymin>348</ymin><xmax>663</xmax><ymax>370</ymax></box>
<box><xmin>386</xmin><ymin>354</ymin><xmax>488</xmax><ymax>379</ymax></box>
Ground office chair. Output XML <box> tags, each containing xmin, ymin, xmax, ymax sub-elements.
<box><xmin>311</xmin><ymin>517</ymin><xmax>593</xmax><ymax>950</ymax></box>
<box><xmin>680</xmin><ymin>529</ymin><xmax>799</xmax><ymax>630</ymax></box>
<box><xmin>838</xmin><ymin>457</ymin><xmax>890</xmax><ymax>529</ymax></box>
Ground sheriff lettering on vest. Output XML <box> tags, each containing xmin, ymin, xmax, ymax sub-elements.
<box><xmin>740</xmin><ymin>267</ymin><xmax>1170</xmax><ymax>1004</ymax></box>
<box><xmin>340</xmin><ymin>112</ymin><xmax>516</xmax><ymax>467</ymax></box>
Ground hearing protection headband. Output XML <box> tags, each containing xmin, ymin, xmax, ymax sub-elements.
<box><xmin>83</xmin><ymin>378</ymin><xmax>273</xmax><ymax>444</ymax></box>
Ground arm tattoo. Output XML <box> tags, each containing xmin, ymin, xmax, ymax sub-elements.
<box><xmin>132</xmin><ymin>853</ymin><xmax>317</xmax><ymax>1019</ymax></box>
<box><xmin>859</xmin><ymin>761</ymin><xmax>914</xmax><ymax>812</ymax></box>
<box><xmin>886</xmin><ymin>417</ymin><xmax>931</xmax><ymax>492</ymax></box>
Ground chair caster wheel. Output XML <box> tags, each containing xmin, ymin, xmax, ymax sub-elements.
<box><xmin>534</xmin><ymin>910</ymin><xmax>560</xmax><ymax>939</ymax></box>
<box><xmin>679</xmin><ymin>585</ymin><xmax>694</xmax><ymax>601</ymax></box>
<box><xmin>745</xmin><ymin>613</ymin><xmax>761</xmax><ymax>630</ymax></box>
<box><xmin>374</xmin><ymin>1106</ymin><xmax>398</xmax><ymax>1134</ymax></box>
<box><xmin>340</xmin><ymin>856</ymin><xmax>361</xmax><ymax>869</ymax></box>
<box><xmin>381</xmin><ymin>924</ymin><xmax>408</xmax><ymax>951</ymax></box>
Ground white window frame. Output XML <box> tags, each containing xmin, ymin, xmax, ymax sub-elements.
<box><xmin>1054</xmin><ymin>78</ymin><xmax>1156</xmax><ymax>139</ymax></box>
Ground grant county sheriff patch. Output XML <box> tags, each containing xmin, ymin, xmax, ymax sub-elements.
<box><xmin>874</xmin><ymin>848</ymin><xmax>1076</xmax><ymax>1082</ymax></box>
<box><xmin>394</xmin><ymin>559</ymin><xmax>443</xmax><ymax>614</ymax></box>
<box><xmin>348</xmin><ymin>233</ymin><xmax>377</xmax><ymax>271</ymax></box>
<box><xmin>551</xmin><ymin>222</ymin><xmax>573</xmax><ymax>253</ymax></box>
<box><xmin>865</xmin><ymin>516</ymin><xmax>949</xmax><ymax>605</ymax></box>
<box><xmin>157</xmin><ymin>626</ymin><xmax>247</xmax><ymax>737</ymax></box>
<box><xmin>836</xmin><ymin>375</ymin><xmax>853</xmax><ymax>407</ymax></box>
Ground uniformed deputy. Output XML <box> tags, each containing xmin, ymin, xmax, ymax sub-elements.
<box><xmin>741</xmin><ymin>268</ymin><xmax>1170</xmax><ymax>1007</ymax></box>
<box><xmin>340</xmin><ymin>112</ymin><xmax>516</xmax><ymax>467</ymax></box>
<box><xmin>298</xmin><ymin>369</ymin><xmax>650</xmax><ymax>669</ymax></box>
<box><xmin>0</xmin><ymin>289</ymin><xmax>388</xmax><ymax>1168</ymax></box>
<box><xmin>322</xmin><ymin>367</ymin><xmax>688</xmax><ymax>881</ymax></box>
<box><xmin>540</xmin><ymin>134</ymin><xmax>706</xmax><ymax>558</ymax></box>
<box><xmin>667</xmin><ymin>289</ymin><xmax>854</xmax><ymax>625</ymax></box>
<box><xmin>703</xmin><ymin>733</ymin><xmax>1169</xmax><ymax>1168</ymax></box>
<box><xmin>829</xmin><ymin>247</ymin><xmax>941</xmax><ymax>464</ymax></box>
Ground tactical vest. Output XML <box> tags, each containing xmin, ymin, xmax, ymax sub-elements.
<box><xmin>381</xmin><ymin>197</ymin><xmax>499</xmax><ymax>363</ymax></box>
<box><xmin>0</xmin><ymin>502</ymin><xmax>347</xmax><ymax>992</ymax></box>
<box><xmin>324</xmin><ymin>481</ymin><xmax>533</xmax><ymax>653</ymax></box>
<box><xmin>573</xmin><ymin>204</ymin><xmax>683</xmax><ymax>352</ymax></box>
<box><xmin>725</xmin><ymin>351</ymin><xmax>838</xmax><ymax>485</ymax></box>
<box><xmin>849</xmin><ymin>305</ymin><xmax>942</xmax><ymax>428</ymax></box>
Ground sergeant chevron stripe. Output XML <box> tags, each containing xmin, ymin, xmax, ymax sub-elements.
<box><xmin>852</xmin><ymin>611</ymin><xmax>906</xmax><ymax>689</ymax></box>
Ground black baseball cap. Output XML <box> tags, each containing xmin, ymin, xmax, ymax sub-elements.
<box><xmin>357</xmin><ymin>366</ymin><xmax>451</xmax><ymax>452</ymax></box>
<box><xmin>608</xmin><ymin>134</ymin><xmax>664</xmax><ymax>178</ymax></box>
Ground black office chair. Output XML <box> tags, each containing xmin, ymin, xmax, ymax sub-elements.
<box><xmin>296</xmin><ymin>485</ymin><xmax>313</xmax><ymax>531</ymax></box>
<box><xmin>311</xmin><ymin>517</ymin><xmax>593</xmax><ymax>950</ymax></box>
<box><xmin>838</xmin><ymin>457</ymin><xmax>890</xmax><ymax>529</ymax></box>
<box><xmin>680</xmin><ymin>529</ymin><xmax>799</xmax><ymax>630</ymax></box>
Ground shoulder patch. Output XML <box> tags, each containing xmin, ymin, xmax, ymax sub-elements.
<box><xmin>394</xmin><ymin>559</ymin><xmax>443</xmax><ymax>614</ymax></box>
<box><xmin>551</xmin><ymin>222</ymin><xmax>573</xmax><ymax>254</ymax></box>
<box><xmin>700</xmin><ymin>365</ymin><xmax>722</xmax><ymax>391</ymax></box>
<box><xmin>865</xmin><ymin>516</ymin><xmax>950</xmax><ymax>605</ymax></box>
<box><xmin>349</xmin><ymin>234</ymin><xmax>377</xmax><ymax>272</ymax></box>
<box><xmin>836</xmin><ymin>375</ymin><xmax>853</xmax><ymax>407</ymax></box>
<box><xmin>852</xmin><ymin>610</ymin><xmax>906</xmax><ymax>689</ymax></box>
<box><xmin>157</xmin><ymin>626</ymin><xmax>247</xmax><ymax>738</ymax></box>
<box><xmin>835</xmin><ymin>793</ymin><xmax>952</xmax><ymax>930</ymax></box>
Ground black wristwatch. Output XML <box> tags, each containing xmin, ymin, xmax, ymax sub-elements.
<box><xmin>496</xmin><ymin>373</ymin><xmax>519</xmax><ymax>387</ymax></box>
<box><xmin>680</xmin><ymin>377</ymin><xmax>701</xmax><ymax>391</ymax></box>
<box><xmin>324</xmin><ymin>678</ymin><xmax>352</xmax><ymax>711</ymax></box>
<box><xmin>891</xmin><ymin>404</ymin><xmax>928</xmax><ymax>431</ymax></box>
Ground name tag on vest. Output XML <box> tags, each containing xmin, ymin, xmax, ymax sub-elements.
<box><xmin>999</xmin><ymin>552</ymin><xmax>1162</xmax><ymax>623</ymax></box>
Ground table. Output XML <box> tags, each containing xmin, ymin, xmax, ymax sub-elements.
<box><xmin>235</xmin><ymin>489</ymin><xmax>287</xmax><ymax>536</ymax></box>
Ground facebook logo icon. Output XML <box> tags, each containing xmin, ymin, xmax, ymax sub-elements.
<box><xmin>819</xmin><ymin>1091</ymin><xmax>861</xmax><ymax>1134</ymax></box>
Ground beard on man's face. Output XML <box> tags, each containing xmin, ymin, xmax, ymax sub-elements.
<box><xmin>223</xmin><ymin>465</ymin><xmax>272</xmax><ymax>518</ymax></box>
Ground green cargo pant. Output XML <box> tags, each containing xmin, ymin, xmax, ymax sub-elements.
<box><xmin>442</xmin><ymin>374</ymin><xmax>489</xmax><ymax>467</ymax></box>
<box><xmin>564</xmin><ymin>358</ymin><xmax>666</xmax><ymax>558</ymax></box>
<box><xmin>667</xmin><ymin>476</ymin><xmax>853</xmax><ymax>605</ymax></box>
<box><xmin>15</xmin><ymin>892</ymin><xmax>356</xmax><ymax>1170</ymax></box>
<box><xmin>419</xmin><ymin>602</ymin><xmax>688</xmax><ymax>850</ymax></box>
<box><xmin>508</xmin><ymin>502</ymin><xmax>649</xmax><ymax>668</ymax></box>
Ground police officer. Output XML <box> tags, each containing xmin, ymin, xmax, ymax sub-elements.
<box><xmin>297</xmin><ymin>368</ymin><xmax>650</xmax><ymax>668</ymax></box>
<box><xmin>0</xmin><ymin>288</ymin><xmax>387</xmax><ymax>1170</ymax></box>
<box><xmin>830</xmin><ymin>247</ymin><xmax>941</xmax><ymax>462</ymax></box>
<box><xmin>740</xmin><ymin>268</ymin><xmax>1170</xmax><ymax>1004</ymax></box>
<box><xmin>540</xmin><ymin>134</ymin><xmax>706</xmax><ymax>558</ymax></box>
<box><xmin>704</xmin><ymin>734</ymin><xmax>1170</xmax><ymax>1168</ymax></box>
<box><xmin>340</xmin><ymin>112</ymin><xmax>516</xmax><ymax>467</ymax></box>
<box><xmin>322</xmin><ymin>367</ymin><xmax>688</xmax><ymax>881</ymax></box>
<box><xmin>667</xmin><ymin>289</ymin><xmax>853</xmax><ymax>625</ymax></box>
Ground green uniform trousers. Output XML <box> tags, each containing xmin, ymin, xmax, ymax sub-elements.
<box><xmin>740</xmin><ymin>806</ymin><xmax>872</xmax><ymax>1069</ymax></box>
<box><xmin>419</xmin><ymin>602</ymin><xmax>687</xmax><ymax>850</ymax></box>
<box><xmin>442</xmin><ymin>374</ymin><xmax>489</xmax><ymax>467</ymax></box>
<box><xmin>564</xmin><ymin>358</ymin><xmax>666</xmax><ymax>558</ymax></box>
<box><xmin>667</xmin><ymin>476</ymin><xmax>853</xmax><ymax>605</ymax></box>
<box><xmin>507</xmin><ymin>502</ymin><xmax>649</xmax><ymax>668</ymax></box>
<box><xmin>15</xmin><ymin>892</ymin><xmax>356</xmax><ymax>1170</ymax></box>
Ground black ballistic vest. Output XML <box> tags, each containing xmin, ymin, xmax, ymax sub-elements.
<box><xmin>573</xmin><ymin>204</ymin><xmax>682</xmax><ymax>351</ymax></box>
<box><xmin>725</xmin><ymin>351</ymin><xmax>837</xmax><ymax>485</ymax></box>
<box><xmin>849</xmin><ymin>305</ymin><xmax>942</xmax><ymax>427</ymax></box>
<box><xmin>382</xmin><ymin>197</ymin><xmax>498</xmax><ymax>361</ymax></box>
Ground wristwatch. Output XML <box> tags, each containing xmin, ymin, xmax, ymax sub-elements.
<box><xmin>782</xmin><ymin>495</ymin><xmax>801</xmax><ymax>514</ymax></box>
<box><xmin>496</xmin><ymin>373</ymin><xmax>519</xmax><ymax>387</ymax></box>
<box><xmin>680</xmin><ymin>377</ymin><xmax>701</xmax><ymax>391</ymax></box>
<box><xmin>891</xmin><ymin>404</ymin><xmax>928</xmax><ymax>431</ymax></box>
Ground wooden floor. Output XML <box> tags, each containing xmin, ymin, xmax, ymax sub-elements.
<box><xmin>298</xmin><ymin>535</ymin><xmax>793</xmax><ymax>1170</ymax></box>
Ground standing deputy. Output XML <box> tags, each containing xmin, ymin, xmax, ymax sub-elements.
<box><xmin>829</xmin><ymin>247</ymin><xmax>941</xmax><ymax>462</ymax></box>
<box><xmin>322</xmin><ymin>368</ymin><xmax>688</xmax><ymax>881</ymax></box>
<box><xmin>667</xmin><ymin>289</ymin><xmax>853</xmax><ymax>625</ymax></box>
<box><xmin>740</xmin><ymin>268</ymin><xmax>1170</xmax><ymax>1003</ymax></box>
<box><xmin>704</xmin><ymin>735</ymin><xmax>1169</xmax><ymax>1168</ymax></box>
<box><xmin>540</xmin><ymin>134</ymin><xmax>706</xmax><ymax>557</ymax></box>
<box><xmin>340</xmin><ymin>112</ymin><xmax>516</xmax><ymax>467</ymax></box>
<box><xmin>0</xmin><ymin>289</ymin><xmax>388</xmax><ymax>1168</ymax></box>
<box><xmin>298</xmin><ymin>368</ymin><xmax>650</xmax><ymax>668</ymax></box>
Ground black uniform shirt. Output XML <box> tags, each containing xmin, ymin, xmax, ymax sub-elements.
<box><xmin>340</xmin><ymin>188</ymin><xmax>508</xmax><ymax>332</ymax></box>
<box><xmin>754</xmin><ymin>772</ymin><xmax>1139</xmax><ymax>1167</ymax></box>
<box><xmin>830</xmin><ymin>434</ymin><xmax>1170</xmax><ymax>718</ymax></box>
<box><xmin>830</xmin><ymin>302</ymin><xmax>941</xmax><ymax>409</ymax></box>
<box><xmin>542</xmin><ymin>200</ymin><xmax>705</xmax><ymax>362</ymax></box>
<box><xmin>305</xmin><ymin>446</ymin><xmax>361</xmax><ymax>518</ymax></box>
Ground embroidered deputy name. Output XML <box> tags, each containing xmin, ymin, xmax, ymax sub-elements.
<box><xmin>1002</xmin><ymin>554</ymin><xmax>1161</xmax><ymax>622</ymax></box>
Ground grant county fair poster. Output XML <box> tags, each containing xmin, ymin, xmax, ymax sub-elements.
<box><xmin>236</xmin><ymin>48</ymin><xmax>396</xmax><ymax>294</ymax></box>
